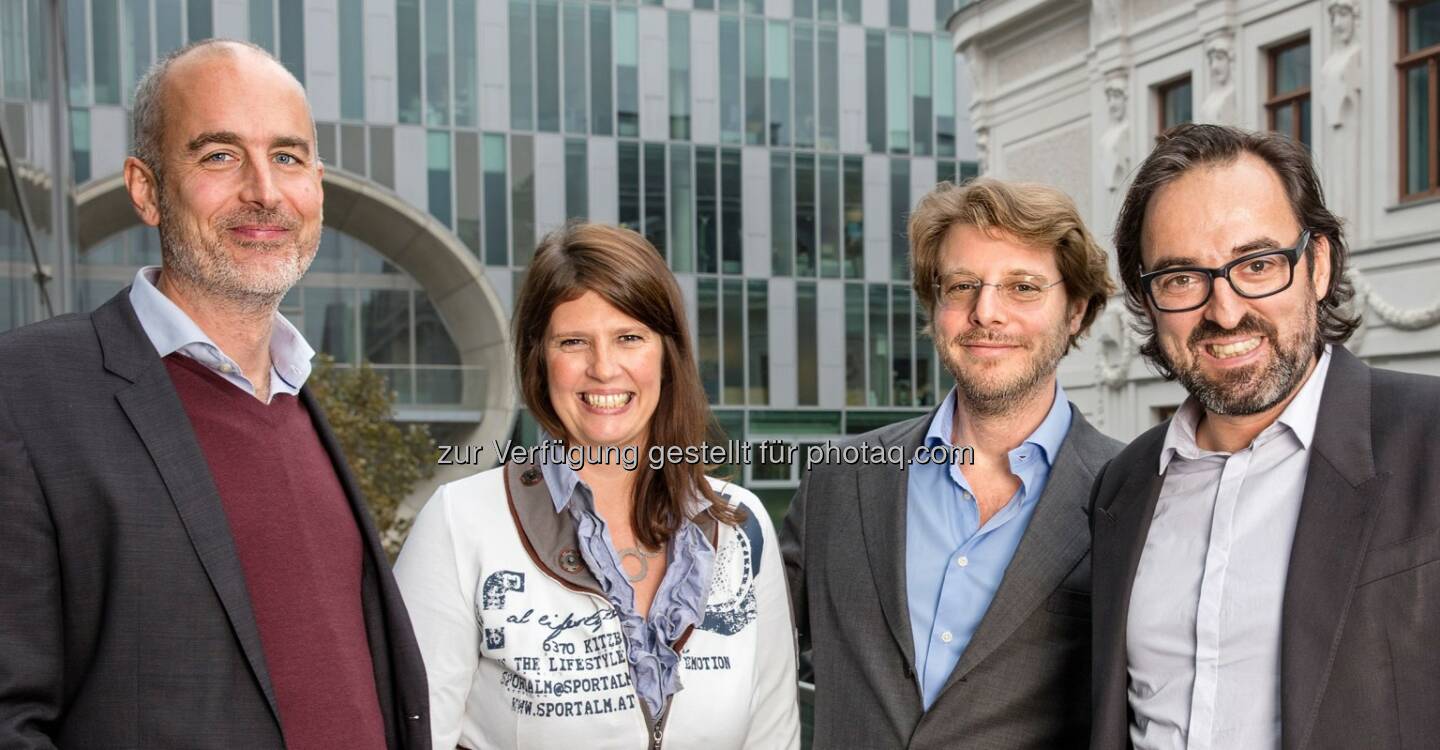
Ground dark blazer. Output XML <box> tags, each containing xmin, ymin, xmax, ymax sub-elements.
<box><xmin>0</xmin><ymin>291</ymin><xmax>430</xmax><ymax>749</ymax></box>
<box><xmin>1090</xmin><ymin>346</ymin><xmax>1440</xmax><ymax>750</ymax></box>
<box><xmin>781</xmin><ymin>402</ymin><xmax>1121</xmax><ymax>749</ymax></box>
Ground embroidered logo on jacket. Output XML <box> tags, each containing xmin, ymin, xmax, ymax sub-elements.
<box><xmin>700</xmin><ymin>509</ymin><xmax>765</xmax><ymax>635</ymax></box>
<box><xmin>481</xmin><ymin>571</ymin><xmax>526</xmax><ymax>649</ymax></box>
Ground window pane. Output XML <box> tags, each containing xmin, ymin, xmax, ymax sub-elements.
<box><xmin>1406</xmin><ymin>65</ymin><xmax>1432</xmax><ymax>195</ymax></box>
<box><xmin>771</xmin><ymin>21</ymin><xmax>794</xmax><ymax>147</ymax></box>
<box><xmin>71</xmin><ymin>107</ymin><xmax>90</xmax><ymax>183</ymax></box>
<box><xmin>820</xmin><ymin>155</ymin><xmax>841</xmax><ymax>278</ymax></box>
<box><xmin>511</xmin><ymin>135</ymin><xmax>536</xmax><ymax>264</ymax></box>
<box><xmin>842</xmin><ymin>0</ymin><xmax>860</xmax><ymax>24</ymax></box>
<box><xmin>248</xmin><ymin>0</ymin><xmax>273</xmax><ymax>52</ymax></box>
<box><xmin>845</xmin><ymin>283</ymin><xmax>865</xmax><ymax>405</ymax></box>
<box><xmin>698</xmin><ymin>278</ymin><xmax>720</xmax><ymax>402</ymax></box>
<box><xmin>893</xmin><ymin>285</ymin><xmax>912</xmax><ymax>406</ymax></box>
<box><xmin>456</xmin><ymin>131</ymin><xmax>480</xmax><ymax>256</ymax></box>
<box><xmin>306</xmin><ymin>288</ymin><xmax>356</xmax><ymax>364</ymax></box>
<box><xmin>723</xmin><ymin>278</ymin><xmax>744</xmax><ymax>404</ymax></box>
<box><xmin>187</xmin><ymin>0</ymin><xmax>211</xmax><ymax>40</ymax></box>
<box><xmin>590</xmin><ymin>6</ymin><xmax>612</xmax><ymax>135</ymax></box>
<box><xmin>935</xmin><ymin>38</ymin><xmax>955</xmax><ymax>157</ymax></box>
<box><xmin>1274</xmin><ymin>105</ymin><xmax>1294</xmax><ymax>142</ymax></box>
<box><xmin>818</xmin><ymin>27</ymin><xmax>839</xmax><ymax>150</ymax></box>
<box><xmin>721</xmin><ymin>148</ymin><xmax>743</xmax><ymax>273</ymax></box>
<box><xmin>279</xmin><ymin>0</ymin><xmax>305</xmax><ymax>84</ymax></box>
<box><xmin>536</xmin><ymin>0</ymin><xmax>560</xmax><ymax>132</ymax></box>
<box><xmin>670</xmin><ymin>12</ymin><xmax>691</xmax><ymax>139</ymax></box>
<box><xmin>509</xmin><ymin>0</ymin><xmax>533</xmax><ymax>130</ymax></box>
<box><xmin>670</xmin><ymin>144</ymin><xmax>693</xmax><ymax>272</ymax></box>
<box><xmin>425</xmin><ymin>0</ymin><xmax>450</xmax><ymax>126</ymax></box>
<box><xmin>341</xmin><ymin>0</ymin><xmax>367</xmax><ymax>120</ymax></box>
<box><xmin>912</xmin><ymin>35</ymin><xmax>932</xmax><ymax>156</ymax></box>
<box><xmin>795</xmin><ymin>24</ymin><xmax>815</xmax><ymax>149</ymax></box>
<box><xmin>618</xmin><ymin>140</ymin><xmax>641</xmax><ymax>233</ymax></box>
<box><xmin>1273</xmin><ymin>42</ymin><xmax>1309</xmax><ymax>96</ymax></box>
<box><xmin>398</xmin><ymin>0</ymin><xmax>421</xmax><ymax>124</ymax></box>
<box><xmin>427</xmin><ymin>131</ymin><xmax>452</xmax><ymax>227</ymax></box>
<box><xmin>795</xmin><ymin>153</ymin><xmax>816</xmax><ymax>276</ymax></box>
<box><xmin>1162</xmin><ymin>79</ymin><xmax>1192</xmax><ymax>130</ymax></box>
<box><xmin>844</xmin><ymin>156</ymin><xmax>864</xmax><ymax>277</ymax></box>
<box><xmin>362</xmin><ymin>289</ymin><xmax>412</xmax><ymax>366</ymax></box>
<box><xmin>771</xmin><ymin>153</ymin><xmax>793</xmax><ymax>276</ymax></box>
<box><xmin>415</xmin><ymin>293</ymin><xmax>461</xmax><ymax>365</ymax></box>
<box><xmin>454</xmin><ymin>0</ymin><xmax>477</xmax><ymax>127</ymax></box>
<box><xmin>563</xmin><ymin>3</ymin><xmax>587</xmax><ymax>134</ymax></box>
<box><xmin>797</xmin><ymin>281</ymin><xmax>818</xmax><ymax>405</ymax></box>
<box><xmin>1299</xmin><ymin>98</ymin><xmax>1311</xmax><ymax>148</ymax></box>
<box><xmin>868</xmin><ymin>283</ymin><xmax>890</xmax><ymax>405</ymax></box>
<box><xmin>93</xmin><ymin>0</ymin><xmax>121</xmax><ymax>105</ymax></box>
<box><xmin>644</xmin><ymin>142</ymin><xmax>668</xmax><ymax>255</ymax></box>
<box><xmin>866</xmin><ymin>30</ymin><xmax>886</xmax><ymax>153</ymax></box>
<box><xmin>887</xmin><ymin>32</ymin><xmax>910</xmax><ymax>154</ymax></box>
<box><xmin>565</xmin><ymin>138</ymin><xmax>588</xmax><ymax>220</ymax></box>
<box><xmin>720</xmin><ymin>17</ymin><xmax>743</xmax><ymax>145</ymax></box>
<box><xmin>483</xmin><ymin>134</ymin><xmax>509</xmax><ymax>265</ymax></box>
<box><xmin>889</xmin><ymin>0</ymin><xmax>907</xmax><ymax>27</ymax></box>
<box><xmin>67</xmin><ymin>0</ymin><xmax>88</xmax><ymax>104</ymax></box>
<box><xmin>746</xmin><ymin>18</ymin><xmax>767</xmax><ymax>145</ymax></box>
<box><xmin>915</xmin><ymin>291</ymin><xmax>935</xmax><ymax>406</ymax></box>
<box><xmin>748</xmin><ymin>279</ymin><xmax>769</xmax><ymax>405</ymax></box>
<box><xmin>818</xmin><ymin>0</ymin><xmax>837</xmax><ymax>22</ymax></box>
<box><xmin>1409</xmin><ymin>1</ymin><xmax>1440</xmax><ymax>52</ymax></box>
<box><xmin>794</xmin><ymin>0</ymin><xmax>812</xmax><ymax>19</ymax></box>
<box><xmin>371</xmin><ymin>126</ymin><xmax>395</xmax><ymax>188</ymax></box>
<box><xmin>697</xmin><ymin>147</ymin><xmax>718</xmax><ymax>273</ymax></box>
<box><xmin>156</xmin><ymin>0</ymin><xmax>182</xmax><ymax>57</ymax></box>
<box><xmin>123</xmin><ymin>0</ymin><xmax>149</xmax><ymax>106</ymax></box>
<box><xmin>616</xmin><ymin>9</ymin><xmax>639</xmax><ymax>137</ymax></box>
<box><xmin>890</xmin><ymin>158</ymin><xmax>909</xmax><ymax>280</ymax></box>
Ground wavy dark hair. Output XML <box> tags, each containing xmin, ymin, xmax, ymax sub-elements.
<box><xmin>1113</xmin><ymin>123</ymin><xmax>1360</xmax><ymax>379</ymax></box>
<box><xmin>513</xmin><ymin>223</ymin><xmax>743</xmax><ymax>547</ymax></box>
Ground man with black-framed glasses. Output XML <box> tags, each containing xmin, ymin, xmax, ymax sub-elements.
<box><xmin>1090</xmin><ymin>123</ymin><xmax>1440</xmax><ymax>750</ymax></box>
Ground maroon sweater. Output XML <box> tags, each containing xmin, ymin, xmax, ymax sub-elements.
<box><xmin>165</xmin><ymin>354</ymin><xmax>386</xmax><ymax>750</ymax></box>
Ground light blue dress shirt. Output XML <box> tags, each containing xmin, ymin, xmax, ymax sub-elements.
<box><xmin>537</xmin><ymin>451</ymin><xmax>715</xmax><ymax>718</ymax></box>
<box><xmin>128</xmin><ymin>266</ymin><xmax>314</xmax><ymax>399</ymax></box>
<box><xmin>905</xmin><ymin>383</ymin><xmax>1072</xmax><ymax>710</ymax></box>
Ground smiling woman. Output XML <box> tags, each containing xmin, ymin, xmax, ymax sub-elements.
<box><xmin>394</xmin><ymin>223</ymin><xmax>801</xmax><ymax>750</ymax></box>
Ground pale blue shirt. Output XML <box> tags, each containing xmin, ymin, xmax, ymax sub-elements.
<box><xmin>537</xmin><ymin>449</ymin><xmax>715</xmax><ymax>718</ymax></box>
<box><xmin>1127</xmin><ymin>346</ymin><xmax>1332</xmax><ymax>750</ymax></box>
<box><xmin>905</xmin><ymin>383</ymin><xmax>1072</xmax><ymax>710</ymax></box>
<box><xmin>128</xmin><ymin>266</ymin><xmax>314</xmax><ymax>400</ymax></box>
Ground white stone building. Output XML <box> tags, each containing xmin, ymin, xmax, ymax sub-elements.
<box><xmin>950</xmin><ymin>0</ymin><xmax>1440</xmax><ymax>441</ymax></box>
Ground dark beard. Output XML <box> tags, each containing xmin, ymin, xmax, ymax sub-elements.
<box><xmin>1169</xmin><ymin>307</ymin><xmax>1318</xmax><ymax>417</ymax></box>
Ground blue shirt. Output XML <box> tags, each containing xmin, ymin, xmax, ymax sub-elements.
<box><xmin>905</xmin><ymin>383</ymin><xmax>1072</xmax><ymax>709</ymax></box>
<box><xmin>128</xmin><ymin>266</ymin><xmax>314</xmax><ymax>400</ymax></box>
<box><xmin>538</xmin><ymin>449</ymin><xmax>715</xmax><ymax>718</ymax></box>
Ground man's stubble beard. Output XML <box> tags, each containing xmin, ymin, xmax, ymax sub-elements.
<box><xmin>938</xmin><ymin>316</ymin><xmax>1070</xmax><ymax>419</ymax></box>
<box><xmin>1163</xmin><ymin>285</ymin><xmax>1320</xmax><ymax>417</ymax></box>
<box><xmin>157</xmin><ymin>181</ymin><xmax>320</xmax><ymax>313</ymax></box>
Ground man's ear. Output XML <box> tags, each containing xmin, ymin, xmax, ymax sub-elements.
<box><xmin>1308</xmin><ymin>233</ymin><xmax>1332</xmax><ymax>300</ymax></box>
<box><xmin>123</xmin><ymin>156</ymin><xmax>162</xmax><ymax>227</ymax></box>
<box><xmin>1067</xmin><ymin>297</ymin><xmax>1086</xmax><ymax>336</ymax></box>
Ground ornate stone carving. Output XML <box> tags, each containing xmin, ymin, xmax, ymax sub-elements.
<box><xmin>1202</xmin><ymin>32</ymin><xmax>1236</xmax><ymax>124</ymax></box>
<box><xmin>1322</xmin><ymin>0</ymin><xmax>1362</xmax><ymax>233</ymax></box>
<box><xmin>1099</xmin><ymin>70</ymin><xmax>1131</xmax><ymax>195</ymax></box>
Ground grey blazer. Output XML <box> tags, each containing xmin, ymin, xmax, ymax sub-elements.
<box><xmin>781</xmin><ymin>402</ymin><xmax>1121</xmax><ymax>749</ymax></box>
<box><xmin>0</xmin><ymin>291</ymin><xmax>430</xmax><ymax>749</ymax></box>
<box><xmin>1090</xmin><ymin>346</ymin><xmax>1440</xmax><ymax>749</ymax></box>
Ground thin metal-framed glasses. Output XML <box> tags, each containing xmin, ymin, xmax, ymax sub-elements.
<box><xmin>934</xmin><ymin>273</ymin><xmax>1066</xmax><ymax>309</ymax></box>
<box><xmin>1140</xmin><ymin>229</ymin><xmax>1311</xmax><ymax>313</ymax></box>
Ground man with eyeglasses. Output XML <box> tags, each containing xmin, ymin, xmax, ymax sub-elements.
<box><xmin>781</xmin><ymin>178</ymin><xmax>1121</xmax><ymax>748</ymax></box>
<box><xmin>1090</xmin><ymin>123</ymin><xmax>1440</xmax><ymax>749</ymax></box>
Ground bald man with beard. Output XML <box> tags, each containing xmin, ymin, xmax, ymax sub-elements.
<box><xmin>0</xmin><ymin>40</ymin><xmax>429</xmax><ymax>749</ymax></box>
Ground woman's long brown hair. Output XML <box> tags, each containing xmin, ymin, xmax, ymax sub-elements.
<box><xmin>513</xmin><ymin>223</ymin><xmax>743</xmax><ymax>547</ymax></box>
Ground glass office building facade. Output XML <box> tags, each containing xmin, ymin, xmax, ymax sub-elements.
<box><xmin>0</xmin><ymin>0</ymin><xmax>978</xmax><ymax>512</ymax></box>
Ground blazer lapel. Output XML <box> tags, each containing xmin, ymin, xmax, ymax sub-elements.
<box><xmin>941</xmin><ymin>408</ymin><xmax>1104</xmax><ymax>689</ymax></box>
<box><xmin>1281</xmin><ymin>348</ymin><xmax>1385</xmax><ymax>750</ymax></box>
<box><xmin>94</xmin><ymin>294</ymin><xmax>282</xmax><ymax>728</ymax></box>
<box><xmin>856</xmin><ymin>416</ymin><xmax>930</xmax><ymax>675</ymax></box>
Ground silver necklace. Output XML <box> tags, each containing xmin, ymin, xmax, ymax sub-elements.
<box><xmin>616</xmin><ymin>546</ymin><xmax>661</xmax><ymax>582</ymax></box>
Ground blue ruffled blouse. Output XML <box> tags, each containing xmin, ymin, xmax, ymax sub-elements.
<box><xmin>538</xmin><ymin>453</ymin><xmax>716</xmax><ymax>718</ymax></box>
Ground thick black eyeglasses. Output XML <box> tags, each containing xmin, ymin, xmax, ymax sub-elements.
<box><xmin>1140</xmin><ymin>229</ymin><xmax>1311</xmax><ymax>313</ymax></box>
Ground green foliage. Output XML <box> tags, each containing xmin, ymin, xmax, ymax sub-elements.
<box><xmin>308</xmin><ymin>354</ymin><xmax>435</xmax><ymax>559</ymax></box>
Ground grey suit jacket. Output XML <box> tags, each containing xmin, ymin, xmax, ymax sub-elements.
<box><xmin>1090</xmin><ymin>346</ymin><xmax>1440</xmax><ymax>749</ymax></box>
<box><xmin>0</xmin><ymin>291</ymin><xmax>430</xmax><ymax>749</ymax></box>
<box><xmin>781</xmin><ymin>402</ymin><xmax>1121</xmax><ymax>749</ymax></box>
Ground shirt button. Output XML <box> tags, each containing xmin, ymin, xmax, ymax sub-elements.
<box><xmin>956</xmin><ymin>556</ymin><xmax>969</xmax><ymax>568</ymax></box>
<box><xmin>940</xmin><ymin>631</ymin><xmax>953</xmax><ymax>643</ymax></box>
<box><xmin>218</xmin><ymin>364</ymin><xmax>234</xmax><ymax>374</ymax></box>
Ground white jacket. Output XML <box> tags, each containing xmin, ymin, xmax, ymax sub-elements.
<box><xmin>394</xmin><ymin>460</ymin><xmax>801</xmax><ymax>750</ymax></box>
